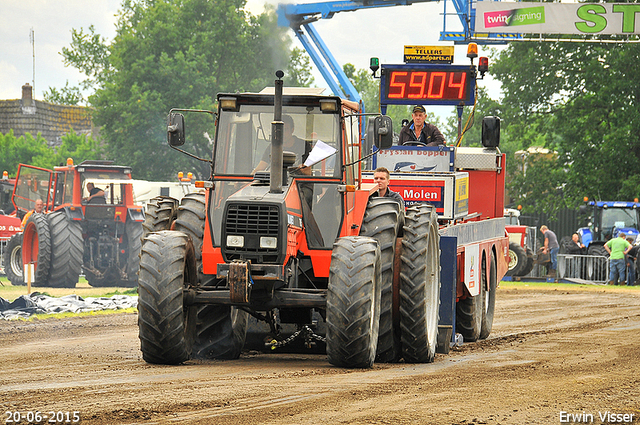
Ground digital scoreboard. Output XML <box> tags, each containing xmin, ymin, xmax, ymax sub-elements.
<box><xmin>380</xmin><ymin>64</ymin><xmax>476</xmax><ymax>106</ymax></box>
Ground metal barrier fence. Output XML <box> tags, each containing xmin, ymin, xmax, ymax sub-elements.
<box><xmin>557</xmin><ymin>254</ymin><xmax>609</xmax><ymax>283</ymax></box>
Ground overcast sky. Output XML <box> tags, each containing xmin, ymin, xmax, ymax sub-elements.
<box><xmin>0</xmin><ymin>0</ymin><xmax>501</xmax><ymax>113</ymax></box>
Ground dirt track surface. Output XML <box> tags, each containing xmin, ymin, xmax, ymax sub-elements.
<box><xmin>2</xmin><ymin>285</ymin><xmax>640</xmax><ymax>425</ymax></box>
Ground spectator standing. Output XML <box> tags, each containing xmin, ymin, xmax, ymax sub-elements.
<box><xmin>604</xmin><ymin>233</ymin><xmax>632</xmax><ymax>285</ymax></box>
<box><xmin>540</xmin><ymin>225</ymin><xmax>559</xmax><ymax>278</ymax></box>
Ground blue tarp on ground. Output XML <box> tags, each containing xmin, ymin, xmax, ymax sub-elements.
<box><xmin>0</xmin><ymin>293</ymin><xmax>138</xmax><ymax>320</ymax></box>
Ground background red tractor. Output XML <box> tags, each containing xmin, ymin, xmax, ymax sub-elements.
<box><xmin>2</xmin><ymin>160</ymin><xmax>144</xmax><ymax>288</ymax></box>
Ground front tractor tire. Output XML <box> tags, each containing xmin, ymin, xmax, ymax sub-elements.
<box><xmin>22</xmin><ymin>213</ymin><xmax>52</xmax><ymax>287</ymax></box>
<box><xmin>326</xmin><ymin>236</ymin><xmax>382</xmax><ymax>368</ymax></box>
<box><xmin>505</xmin><ymin>242</ymin><xmax>527</xmax><ymax>277</ymax></box>
<box><xmin>399</xmin><ymin>204</ymin><xmax>441</xmax><ymax>363</ymax></box>
<box><xmin>359</xmin><ymin>197</ymin><xmax>402</xmax><ymax>363</ymax></box>
<box><xmin>47</xmin><ymin>211</ymin><xmax>83</xmax><ymax>288</ymax></box>
<box><xmin>3</xmin><ymin>233</ymin><xmax>24</xmax><ymax>286</ymax></box>
<box><xmin>138</xmin><ymin>231</ymin><xmax>198</xmax><ymax>365</ymax></box>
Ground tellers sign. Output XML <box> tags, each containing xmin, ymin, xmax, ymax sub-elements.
<box><xmin>380</xmin><ymin>64</ymin><xmax>475</xmax><ymax>106</ymax></box>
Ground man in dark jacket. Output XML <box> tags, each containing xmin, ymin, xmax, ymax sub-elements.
<box><xmin>398</xmin><ymin>105</ymin><xmax>446</xmax><ymax>146</ymax></box>
<box><xmin>566</xmin><ymin>233</ymin><xmax>585</xmax><ymax>254</ymax></box>
<box><xmin>370</xmin><ymin>167</ymin><xmax>404</xmax><ymax>209</ymax></box>
<box><xmin>626</xmin><ymin>237</ymin><xmax>637</xmax><ymax>286</ymax></box>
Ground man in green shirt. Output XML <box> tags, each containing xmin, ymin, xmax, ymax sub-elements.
<box><xmin>604</xmin><ymin>233</ymin><xmax>633</xmax><ymax>285</ymax></box>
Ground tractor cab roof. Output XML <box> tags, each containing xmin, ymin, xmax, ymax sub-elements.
<box><xmin>217</xmin><ymin>91</ymin><xmax>360</xmax><ymax>112</ymax></box>
<box><xmin>54</xmin><ymin>160</ymin><xmax>133</xmax><ymax>175</ymax></box>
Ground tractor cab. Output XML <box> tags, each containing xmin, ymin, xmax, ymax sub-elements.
<box><xmin>578</xmin><ymin>200</ymin><xmax>640</xmax><ymax>249</ymax></box>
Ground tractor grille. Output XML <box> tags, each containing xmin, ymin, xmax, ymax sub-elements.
<box><xmin>224</xmin><ymin>203</ymin><xmax>281</xmax><ymax>262</ymax></box>
<box><xmin>225</xmin><ymin>204</ymin><xmax>280</xmax><ymax>235</ymax></box>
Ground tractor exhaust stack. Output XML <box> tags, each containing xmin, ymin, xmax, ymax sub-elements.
<box><xmin>270</xmin><ymin>70</ymin><xmax>285</xmax><ymax>194</ymax></box>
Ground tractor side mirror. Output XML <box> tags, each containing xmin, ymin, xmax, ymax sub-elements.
<box><xmin>167</xmin><ymin>112</ymin><xmax>186</xmax><ymax>147</ymax></box>
<box><xmin>367</xmin><ymin>115</ymin><xmax>393</xmax><ymax>150</ymax></box>
<box><xmin>481</xmin><ymin>116</ymin><xmax>500</xmax><ymax>149</ymax></box>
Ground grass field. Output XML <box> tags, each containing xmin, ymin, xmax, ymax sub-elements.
<box><xmin>499</xmin><ymin>280</ymin><xmax>640</xmax><ymax>292</ymax></box>
<box><xmin>2</xmin><ymin>275</ymin><xmax>638</xmax><ymax>303</ymax></box>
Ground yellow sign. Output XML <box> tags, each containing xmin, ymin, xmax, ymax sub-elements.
<box><xmin>455</xmin><ymin>175</ymin><xmax>469</xmax><ymax>216</ymax></box>
<box><xmin>404</xmin><ymin>45</ymin><xmax>454</xmax><ymax>64</ymax></box>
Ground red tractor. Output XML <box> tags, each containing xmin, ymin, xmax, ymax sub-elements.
<box><xmin>0</xmin><ymin>171</ymin><xmax>22</xmax><ymax>277</ymax></box>
<box><xmin>137</xmin><ymin>69</ymin><xmax>507</xmax><ymax>368</ymax></box>
<box><xmin>504</xmin><ymin>208</ymin><xmax>535</xmax><ymax>277</ymax></box>
<box><xmin>3</xmin><ymin>160</ymin><xmax>144</xmax><ymax>288</ymax></box>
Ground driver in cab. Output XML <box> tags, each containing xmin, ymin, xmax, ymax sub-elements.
<box><xmin>252</xmin><ymin>114</ymin><xmax>311</xmax><ymax>175</ymax></box>
<box><xmin>398</xmin><ymin>105</ymin><xmax>445</xmax><ymax>147</ymax></box>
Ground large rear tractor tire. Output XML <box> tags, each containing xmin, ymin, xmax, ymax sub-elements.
<box><xmin>399</xmin><ymin>204</ymin><xmax>441</xmax><ymax>363</ymax></box>
<box><xmin>505</xmin><ymin>242</ymin><xmax>527</xmax><ymax>276</ymax></box>
<box><xmin>47</xmin><ymin>211</ymin><xmax>83</xmax><ymax>288</ymax></box>
<box><xmin>22</xmin><ymin>213</ymin><xmax>51</xmax><ymax>287</ymax></box>
<box><xmin>558</xmin><ymin>236</ymin><xmax>572</xmax><ymax>255</ymax></box>
<box><xmin>193</xmin><ymin>305</ymin><xmax>248</xmax><ymax>360</ymax></box>
<box><xmin>142</xmin><ymin>196</ymin><xmax>178</xmax><ymax>237</ymax></box>
<box><xmin>119</xmin><ymin>220</ymin><xmax>144</xmax><ymax>287</ymax></box>
<box><xmin>85</xmin><ymin>273</ymin><xmax>112</xmax><ymax>288</ymax></box>
<box><xmin>587</xmin><ymin>244</ymin><xmax>609</xmax><ymax>281</ymax></box>
<box><xmin>360</xmin><ymin>197</ymin><xmax>401</xmax><ymax>363</ymax></box>
<box><xmin>521</xmin><ymin>247</ymin><xmax>534</xmax><ymax>277</ymax></box>
<box><xmin>173</xmin><ymin>193</ymin><xmax>207</xmax><ymax>283</ymax></box>
<box><xmin>456</xmin><ymin>256</ymin><xmax>485</xmax><ymax>343</ymax></box>
<box><xmin>480</xmin><ymin>252</ymin><xmax>498</xmax><ymax>339</ymax></box>
<box><xmin>326</xmin><ymin>236</ymin><xmax>381</xmax><ymax>368</ymax></box>
<box><xmin>587</xmin><ymin>244</ymin><xmax>608</xmax><ymax>257</ymax></box>
<box><xmin>3</xmin><ymin>233</ymin><xmax>24</xmax><ymax>286</ymax></box>
<box><xmin>138</xmin><ymin>231</ymin><xmax>198</xmax><ymax>364</ymax></box>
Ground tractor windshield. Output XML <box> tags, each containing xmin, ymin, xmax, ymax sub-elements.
<box><xmin>600</xmin><ymin>207</ymin><xmax>639</xmax><ymax>238</ymax></box>
<box><xmin>0</xmin><ymin>180</ymin><xmax>15</xmax><ymax>215</ymax></box>
<box><xmin>81</xmin><ymin>172</ymin><xmax>132</xmax><ymax>205</ymax></box>
<box><xmin>214</xmin><ymin>104</ymin><xmax>341</xmax><ymax>177</ymax></box>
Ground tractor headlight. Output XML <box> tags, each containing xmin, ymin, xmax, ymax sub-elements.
<box><xmin>260</xmin><ymin>236</ymin><xmax>277</xmax><ymax>249</ymax></box>
<box><xmin>226</xmin><ymin>235</ymin><xmax>244</xmax><ymax>248</ymax></box>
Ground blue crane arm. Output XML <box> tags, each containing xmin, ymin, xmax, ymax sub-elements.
<box><xmin>277</xmin><ymin>0</ymin><xmax>429</xmax><ymax>26</ymax></box>
<box><xmin>277</xmin><ymin>0</ymin><xmax>439</xmax><ymax>104</ymax></box>
<box><xmin>277</xmin><ymin>0</ymin><xmax>516</xmax><ymax>104</ymax></box>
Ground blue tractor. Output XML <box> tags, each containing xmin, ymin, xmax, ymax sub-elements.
<box><xmin>575</xmin><ymin>200</ymin><xmax>640</xmax><ymax>257</ymax></box>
